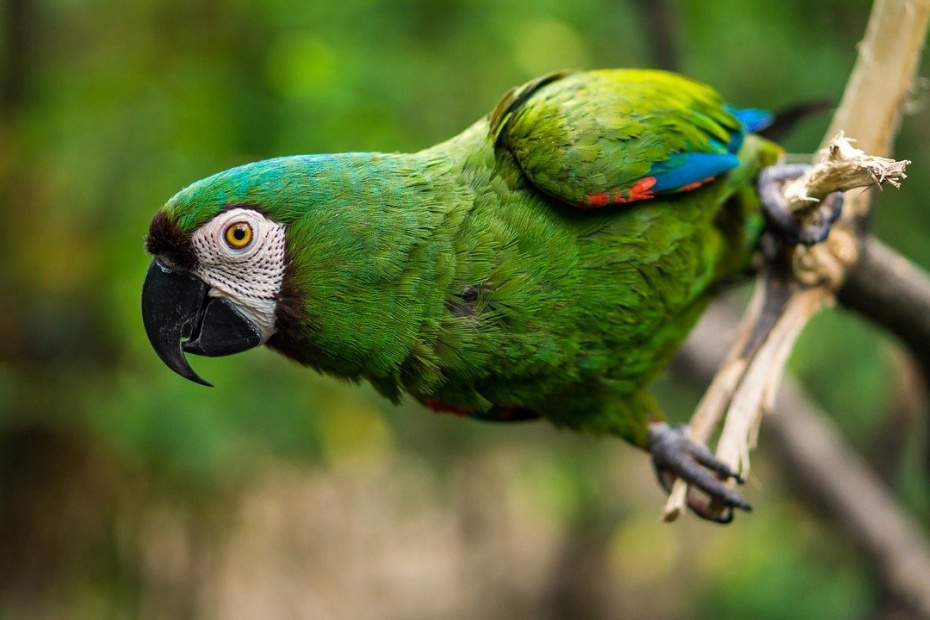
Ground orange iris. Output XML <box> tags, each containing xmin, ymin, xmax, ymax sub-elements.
<box><xmin>224</xmin><ymin>222</ymin><xmax>253</xmax><ymax>249</ymax></box>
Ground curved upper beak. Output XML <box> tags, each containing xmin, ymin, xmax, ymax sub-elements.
<box><xmin>141</xmin><ymin>258</ymin><xmax>262</xmax><ymax>386</ymax></box>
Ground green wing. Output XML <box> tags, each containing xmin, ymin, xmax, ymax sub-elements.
<box><xmin>490</xmin><ymin>69</ymin><xmax>754</xmax><ymax>208</ymax></box>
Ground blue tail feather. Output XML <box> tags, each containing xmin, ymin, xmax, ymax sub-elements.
<box><xmin>727</xmin><ymin>105</ymin><xmax>773</xmax><ymax>134</ymax></box>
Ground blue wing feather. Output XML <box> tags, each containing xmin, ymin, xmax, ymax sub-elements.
<box><xmin>649</xmin><ymin>152</ymin><xmax>741</xmax><ymax>192</ymax></box>
<box><xmin>647</xmin><ymin>105</ymin><xmax>771</xmax><ymax>194</ymax></box>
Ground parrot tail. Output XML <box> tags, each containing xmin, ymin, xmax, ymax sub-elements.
<box><xmin>756</xmin><ymin>100</ymin><xmax>835</xmax><ymax>142</ymax></box>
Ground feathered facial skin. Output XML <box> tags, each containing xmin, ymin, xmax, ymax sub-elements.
<box><xmin>142</xmin><ymin>203</ymin><xmax>287</xmax><ymax>385</ymax></box>
<box><xmin>141</xmin><ymin>154</ymin><xmax>327</xmax><ymax>386</ymax></box>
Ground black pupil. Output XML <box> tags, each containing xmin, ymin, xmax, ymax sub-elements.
<box><xmin>233</xmin><ymin>227</ymin><xmax>246</xmax><ymax>241</ymax></box>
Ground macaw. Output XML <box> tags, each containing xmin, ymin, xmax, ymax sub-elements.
<box><xmin>142</xmin><ymin>69</ymin><xmax>838</xmax><ymax>521</ymax></box>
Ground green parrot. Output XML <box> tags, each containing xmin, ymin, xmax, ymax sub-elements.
<box><xmin>142</xmin><ymin>69</ymin><xmax>834</xmax><ymax>521</ymax></box>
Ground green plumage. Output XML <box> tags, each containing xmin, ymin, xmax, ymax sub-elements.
<box><xmin>156</xmin><ymin>69</ymin><xmax>780</xmax><ymax>448</ymax></box>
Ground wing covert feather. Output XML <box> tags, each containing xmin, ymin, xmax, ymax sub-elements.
<box><xmin>492</xmin><ymin>69</ymin><xmax>762</xmax><ymax>208</ymax></box>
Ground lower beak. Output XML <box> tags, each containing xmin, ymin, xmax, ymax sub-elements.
<box><xmin>141</xmin><ymin>258</ymin><xmax>262</xmax><ymax>386</ymax></box>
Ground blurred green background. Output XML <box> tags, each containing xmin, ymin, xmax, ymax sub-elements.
<box><xmin>0</xmin><ymin>0</ymin><xmax>928</xmax><ymax>618</ymax></box>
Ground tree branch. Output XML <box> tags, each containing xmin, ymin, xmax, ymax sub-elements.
<box><xmin>819</xmin><ymin>0</ymin><xmax>930</xmax><ymax>159</ymax></box>
<box><xmin>767</xmin><ymin>382</ymin><xmax>930</xmax><ymax>620</ymax></box>
<box><xmin>663</xmin><ymin>0</ymin><xmax>930</xmax><ymax>521</ymax></box>
<box><xmin>837</xmin><ymin>237</ymin><xmax>930</xmax><ymax>492</ymax></box>
<box><xmin>663</xmin><ymin>139</ymin><xmax>909</xmax><ymax>521</ymax></box>
<box><xmin>838</xmin><ymin>237</ymin><xmax>930</xmax><ymax>374</ymax></box>
<box><xmin>633</xmin><ymin>0</ymin><xmax>679</xmax><ymax>71</ymax></box>
<box><xmin>676</xmin><ymin>289</ymin><xmax>930</xmax><ymax>618</ymax></box>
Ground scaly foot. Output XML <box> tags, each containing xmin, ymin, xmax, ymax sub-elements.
<box><xmin>648</xmin><ymin>422</ymin><xmax>751</xmax><ymax>523</ymax></box>
<box><xmin>758</xmin><ymin>164</ymin><xmax>844</xmax><ymax>246</ymax></box>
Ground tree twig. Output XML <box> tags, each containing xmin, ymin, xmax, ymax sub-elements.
<box><xmin>838</xmin><ymin>237</ymin><xmax>930</xmax><ymax>375</ymax></box>
<box><xmin>633</xmin><ymin>0</ymin><xmax>679</xmax><ymax>71</ymax></box>
<box><xmin>675</xmin><ymin>293</ymin><xmax>930</xmax><ymax>618</ymax></box>
<box><xmin>662</xmin><ymin>0</ymin><xmax>930</xmax><ymax>521</ymax></box>
<box><xmin>783</xmin><ymin>132</ymin><xmax>909</xmax><ymax>215</ymax></box>
<box><xmin>838</xmin><ymin>237</ymin><xmax>930</xmax><ymax>488</ymax></box>
<box><xmin>767</xmin><ymin>381</ymin><xmax>930</xmax><ymax>619</ymax></box>
<box><xmin>663</xmin><ymin>137</ymin><xmax>909</xmax><ymax>520</ymax></box>
<box><xmin>819</xmin><ymin>0</ymin><xmax>930</xmax><ymax>160</ymax></box>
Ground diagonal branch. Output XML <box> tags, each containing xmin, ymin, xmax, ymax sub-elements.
<box><xmin>838</xmin><ymin>237</ymin><xmax>930</xmax><ymax>376</ymax></box>
<box><xmin>662</xmin><ymin>0</ymin><xmax>930</xmax><ymax>521</ymax></box>
<box><xmin>676</xmin><ymin>277</ymin><xmax>930</xmax><ymax>618</ymax></box>
<box><xmin>663</xmin><ymin>138</ymin><xmax>909</xmax><ymax>521</ymax></box>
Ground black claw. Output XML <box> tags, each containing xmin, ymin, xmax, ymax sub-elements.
<box><xmin>791</xmin><ymin>191</ymin><xmax>845</xmax><ymax>245</ymax></box>
<box><xmin>687</xmin><ymin>441</ymin><xmax>743</xmax><ymax>482</ymax></box>
<box><xmin>648</xmin><ymin>422</ymin><xmax>752</xmax><ymax>522</ymax></box>
<box><xmin>758</xmin><ymin>164</ymin><xmax>844</xmax><ymax>246</ymax></box>
<box><xmin>714</xmin><ymin>510</ymin><xmax>735</xmax><ymax>525</ymax></box>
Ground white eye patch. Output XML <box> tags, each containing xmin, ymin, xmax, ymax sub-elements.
<box><xmin>191</xmin><ymin>208</ymin><xmax>288</xmax><ymax>342</ymax></box>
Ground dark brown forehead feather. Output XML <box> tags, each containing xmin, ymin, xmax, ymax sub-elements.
<box><xmin>144</xmin><ymin>211</ymin><xmax>197</xmax><ymax>271</ymax></box>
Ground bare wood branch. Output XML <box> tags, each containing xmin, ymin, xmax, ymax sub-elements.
<box><xmin>820</xmin><ymin>0</ymin><xmax>930</xmax><ymax>159</ymax></box>
<box><xmin>633</xmin><ymin>0</ymin><xmax>679</xmax><ymax>71</ymax></box>
<box><xmin>784</xmin><ymin>133</ymin><xmax>909</xmax><ymax>216</ymax></box>
<box><xmin>662</xmin><ymin>0</ymin><xmax>930</xmax><ymax>521</ymax></box>
<box><xmin>838</xmin><ymin>237</ymin><xmax>930</xmax><ymax>373</ymax></box>
<box><xmin>768</xmin><ymin>381</ymin><xmax>930</xmax><ymax>619</ymax></box>
<box><xmin>662</xmin><ymin>140</ymin><xmax>909</xmax><ymax>520</ymax></box>
<box><xmin>675</xmin><ymin>296</ymin><xmax>930</xmax><ymax>618</ymax></box>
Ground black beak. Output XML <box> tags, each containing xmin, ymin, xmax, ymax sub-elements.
<box><xmin>141</xmin><ymin>258</ymin><xmax>262</xmax><ymax>386</ymax></box>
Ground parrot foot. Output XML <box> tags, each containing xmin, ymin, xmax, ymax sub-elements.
<box><xmin>758</xmin><ymin>164</ymin><xmax>844</xmax><ymax>246</ymax></box>
<box><xmin>648</xmin><ymin>422</ymin><xmax>751</xmax><ymax>523</ymax></box>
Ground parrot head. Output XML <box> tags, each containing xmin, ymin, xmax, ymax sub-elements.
<box><xmin>142</xmin><ymin>156</ymin><xmax>317</xmax><ymax>386</ymax></box>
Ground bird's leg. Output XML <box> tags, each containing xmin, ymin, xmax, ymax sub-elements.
<box><xmin>758</xmin><ymin>164</ymin><xmax>844</xmax><ymax>246</ymax></box>
<box><xmin>648</xmin><ymin>422</ymin><xmax>751</xmax><ymax>523</ymax></box>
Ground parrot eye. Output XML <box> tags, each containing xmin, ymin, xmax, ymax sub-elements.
<box><xmin>224</xmin><ymin>222</ymin><xmax>253</xmax><ymax>249</ymax></box>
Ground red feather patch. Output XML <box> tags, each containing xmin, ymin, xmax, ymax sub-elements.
<box><xmin>677</xmin><ymin>176</ymin><xmax>716</xmax><ymax>192</ymax></box>
<box><xmin>580</xmin><ymin>176</ymin><xmax>657</xmax><ymax>208</ymax></box>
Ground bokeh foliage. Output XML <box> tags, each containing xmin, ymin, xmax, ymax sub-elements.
<box><xmin>0</xmin><ymin>0</ymin><xmax>927</xmax><ymax>617</ymax></box>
